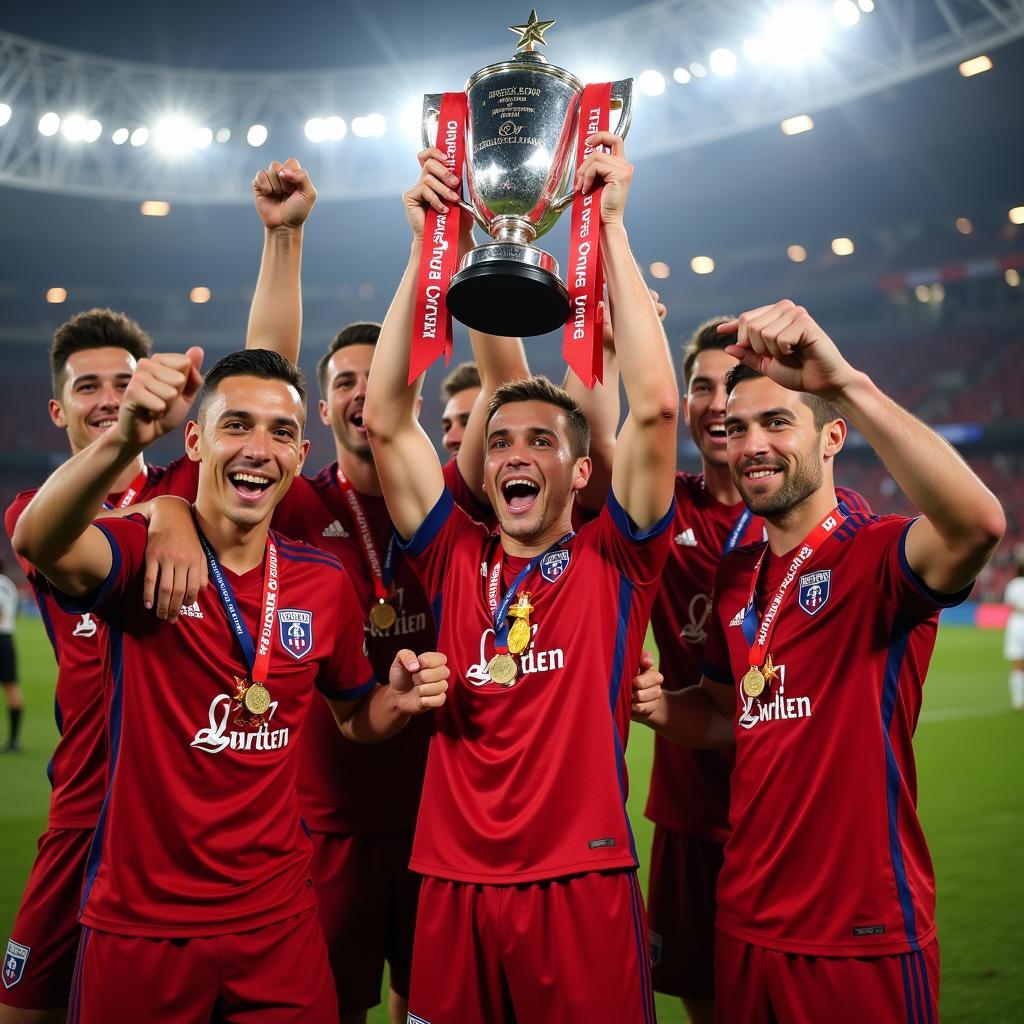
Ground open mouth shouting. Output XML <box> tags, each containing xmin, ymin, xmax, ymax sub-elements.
<box><xmin>228</xmin><ymin>470</ymin><xmax>276</xmax><ymax>503</ymax></box>
<box><xmin>500</xmin><ymin>476</ymin><xmax>541</xmax><ymax>516</ymax></box>
<box><xmin>348</xmin><ymin>406</ymin><xmax>367</xmax><ymax>437</ymax></box>
<box><xmin>704</xmin><ymin>421</ymin><xmax>727</xmax><ymax>445</ymax></box>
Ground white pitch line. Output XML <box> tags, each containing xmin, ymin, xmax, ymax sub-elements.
<box><xmin>919</xmin><ymin>704</ymin><xmax>1011</xmax><ymax>724</ymax></box>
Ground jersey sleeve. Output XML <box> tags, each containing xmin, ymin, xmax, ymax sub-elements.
<box><xmin>395</xmin><ymin>488</ymin><xmax>484</xmax><ymax>601</ymax></box>
<box><xmin>316</xmin><ymin>565</ymin><xmax>376</xmax><ymax>701</ymax></box>
<box><xmin>145</xmin><ymin>456</ymin><xmax>200</xmax><ymax>500</ymax></box>
<box><xmin>49</xmin><ymin>515</ymin><xmax>149</xmax><ymax>625</ymax></box>
<box><xmin>5</xmin><ymin>492</ymin><xmax>37</xmax><ymax>580</ymax></box>
<box><xmin>589</xmin><ymin>490</ymin><xmax>675</xmax><ymax>586</ymax></box>
<box><xmin>836</xmin><ymin>485</ymin><xmax>872</xmax><ymax>515</ymax></box>
<box><xmin>442</xmin><ymin>458</ymin><xmax>493</xmax><ymax>524</ymax></box>
<box><xmin>700</xmin><ymin>560</ymin><xmax>738</xmax><ymax>687</ymax></box>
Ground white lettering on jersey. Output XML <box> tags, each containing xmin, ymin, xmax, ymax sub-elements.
<box><xmin>466</xmin><ymin>626</ymin><xmax>564</xmax><ymax>686</ymax></box>
<box><xmin>737</xmin><ymin>664</ymin><xmax>812</xmax><ymax>731</ymax></box>
<box><xmin>190</xmin><ymin>694</ymin><xmax>290</xmax><ymax>754</ymax></box>
<box><xmin>73</xmin><ymin>613</ymin><xmax>97</xmax><ymax>638</ymax></box>
<box><xmin>178</xmin><ymin>601</ymin><xmax>204</xmax><ymax>619</ymax></box>
<box><xmin>680</xmin><ymin>593</ymin><xmax>712</xmax><ymax>644</ymax></box>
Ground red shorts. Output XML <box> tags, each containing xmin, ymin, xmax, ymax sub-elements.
<box><xmin>647</xmin><ymin>825</ymin><xmax>725</xmax><ymax>1000</ymax></box>
<box><xmin>68</xmin><ymin>907</ymin><xmax>337</xmax><ymax>1024</ymax></box>
<box><xmin>310</xmin><ymin>829</ymin><xmax>419</xmax><ymax>1012</ymax></box>
<box><xmin>1</xmin><ymin>827</ymin><xmax>93</xmax><ymax>1010</ymax></box>
<box><xmin>408</xmin><ymin>871</ymin><xmax>656</xmax><ymax>1024</ymax></box>
<box><xmin>715</xmin><ymin>930</ymin><xmax>940</xmax><ymax>1024</ymax></box>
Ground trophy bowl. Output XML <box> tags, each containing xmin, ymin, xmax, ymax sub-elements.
<box><xmin>422</xmin><ymin>21</ymin><xmax>632</xmax><ymax>338</ymax></box>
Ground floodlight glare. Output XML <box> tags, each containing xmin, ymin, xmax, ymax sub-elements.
<box><xmin>672</xmin><ymin>67</ymin><xmax>692</xmax><ymax>84</ymax></box>
<box><xmin>324</xmin><ymin>115</ymin><xmax>347</xmax><ymax>141</ymax></box>
<box><xmin>0</xmin><ymin>104</ymin><xmax>11</xmax><ymax>128</ymax></box>
<box><xmin>761</xmin><ymin>5</ymin><xmax>829</xmax><ymax>64</ymax></box>
<box><xmin>305</xmin><ymin>117</ymin><xmax>327</xmax><ymax>143</ymax></box>
<box><xmin>742</xmin><ymin>38</ymin><xmax>769</xmax><ymax>63</ymax></box>
<box><xmin>216</xmin><ymin>128</ymin><xmax>231</xmax><ymax>144</ymax></box>
<box><xmin>649</xmin><ymin>262</ymin><xmax>671</xmax><ymax>279</ymax></box>
<box><xmin>352</xmin><ymin>114</ymin><xmax>385</xmax><ymax>138</ymax></box>
<box><xmin>193</xmin><ymin>126</ymin><xmax>213</xmax><ymax>149</ymax></box>
<box><xmin>832</xmin><ymin>0</ymin><xmax>860</xmax><ymax>26</ymax></box>
<box><xmin>38</xmin><ymin>112</ymin><xmax>60</xmax><ymax>136</ymax></box>
<box><xmin>858</xmin><ymin>0</ymin><xmax>874</xmax><ymax>11</ymax></box>
<box><xmin>781</xmin><ymin>114</ymin><xmax>814</xmax><ymax>135</ymax></box>
<box><xmin>154</xmin><ymin>116</ymin><xmax>199</xmax><ymax>156</ymax></box>
<box><xmin>111</xmin><ymin>128</ymin><xmax>130</xmax><ymax>145</ymax></box>
<box><xmin>637</xmin><ymin>69</ymin><xmax>666</xmax><ymax>96</ymax></box>
<box><xmin>689</xmin><ymin>62</ymin><xmax>708</xmax><ymax>78</ymax></box>
<box><xmin>130</xmin><ymin>127</ymin><xmax>150</xmax><ymax>147</ymax></box>
<box><xmin>831</xmin><ymin>236</ymin><xmax>855</xmax><ymax>256</ymax></box>
<box><xmin>46</xmin><ymin>287</ymin><xmax>67</xmax><ymax>304</ymax></box>
<box><xmin>246</xmin><ymin>124</ymin><xmax>268</xmax><ymax>147</ymax></box>
<box><xmin>709</xmin><ymin>49</ymin><xmax>738</xmax><ymax>77</ymax></box>
<box><xmin>691</xmin><ymin>256</ymin><xmax>715</xmax><ymax>275</ymax></box>
<box><xmin>61</xmin><ymin>114</ymin><xmax>88</xmax><ymax>142</ymax></box>
<box><xmin>787</xmin><ymin>244</ymin><xmax>808</xmax><ymax>262</ymax></box>
<box><xmin>1006</xmin><ymin>269</ymin><xmax>1021</xmax><ymax>287</ymax></box>
<box><xmin>83</xmin><ymin>119</ymin><xmax>102</xmax><ymax>143</ymax></box>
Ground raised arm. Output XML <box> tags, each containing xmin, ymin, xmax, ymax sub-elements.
<box><xmin>579</xmin><ymin>133</ymin><xmax>679</xmax><ymax>530</ymax></box>
<box><xmin>361</xmin><ymin>160</ymin><xmax>450</xmax><ymax>539</ymax></box>
<box><xmin>245</xmin><ymin>158</ymin><xmax>317</xmax><ymax>361</ymax></box>
<box><xmin>12</xmin><ymin>350</ymin><xmax>203</xmax><ymax>595</ymax></box>
<box><xmin>722</xmin><ymin>301</ymin><xmax>1005</xmax><ymax>593</ymax></box>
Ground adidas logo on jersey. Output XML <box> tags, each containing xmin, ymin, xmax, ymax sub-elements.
<box><xmin>322</xmin><ymin>520</ymin><xmax>349</xmax><ymax>539</ymax></box>
<box><xmin>729</xmin><ymin>606</ymin><xmax>746</xmax><ymax>627</ymax></box>
<box><xmin>178</xmin><ymin>601</ymin><xmax>204</xmax><ymax>619</ymax></box>
<box><xmin>675</xmin><ymin>528</ymin><xmax>698</xmax><ymax>547</ymax></box>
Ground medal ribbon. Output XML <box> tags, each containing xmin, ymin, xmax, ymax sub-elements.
<box><xmin>409</xmin><ymin>91</ymin><xmax>468</xmax><ymax>385</ymax></box>
<box><xmin>723</xmin><ymin>506</ymin><xmax>755</xmax><ymax>555</ymax></box>
<box><xmin>102</xmin><ymin>467</ymin><xmax>148</xmax><ymax>511</ymax></box>
<box><xmin>741</xmin><ymin>506</ymin><xmax>847</xmax><ymax>667</ymax></box>
<box><xmin>335</xmin><ymin>467</ymin><xmax>394</xmax><ymax>602</ymax></box>
<box><xmin>487</xmin><ymin>533</ymin><xmax>574</xmax><ymax>654</ymax></box>
<box><xmin>198</xmin><ymin>526</ymin><xmax>279</xmax><ymax>685</ymax></box>
<box><xmin>562</xmin><ymin>81</ymin><xmax>612</xmax><ymax>389</ymax></box>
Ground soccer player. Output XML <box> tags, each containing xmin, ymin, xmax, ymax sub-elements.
<box><xmin>11</xmin><ymin>347</ymin><xmax>448</xmax><ymax>1022</ymax></box>
<box><xmin>439</xmin><ymin>361</ymin><xmax>480</xmax><ymax>458</ymax></box>
<box><xmin>644</xmin><ymin>317</ymin><xmax>871</xmax><ymax>1024</ymax></box>
<box><xmin>364</xmin><ymin>132</ymin><xmax>677</xmax><ymax>1023</ymax></box>
<box><xmin>0</xmin><ymin>559</ymin><xmax>22</xmax><ymax>753</ymax></box>
<box><xmin>636</xmin><ymin>300</ymin><xmax>1004</xmax><ymax>1022</ymax></box>
<box><xmin>1004</xmin><ymin>562</ymin><xmax>1024</xmax><ymax>711</ymax></box>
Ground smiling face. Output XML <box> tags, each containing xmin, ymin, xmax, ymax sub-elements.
<box><xmin>725</xmin><ymin>375</ymin><xmax>830</xmax><ymax>520</ymax></box>
<box><xmin>683</xmin><ymin>347</ymin><xmax>738</xmax><ymax>469</ymax></box>
<box><xmin>484</xmin><ymin>400</ymin><xmax>590</xmax><ymax>548</ymax></box>
<box><xmin>318</xmin><ymin>344</ymin><xmax>374</xmax><ymax>460</ymax></box>
<box><xmin>187</xmin><ymin>374</ymin><xmax>309</xmax><ymax>531</ymax></box>
<box><xmin>49</xmin><ymin>346</ymin><xmax>139</xmax><ymax>453</ymax></box>
<box><xmin>441</xmin><ymin>386</ymin><xmax>479</xmax><ymax>457</ymax></box>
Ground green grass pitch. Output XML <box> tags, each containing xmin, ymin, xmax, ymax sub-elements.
<box><xmin>1</xmin><ymin>619</ymin><xmax>1020</xmax><ymax>1022</ymax></box>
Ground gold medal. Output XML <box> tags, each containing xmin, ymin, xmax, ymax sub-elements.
<box><xmin>487</xmin><ymin>653</ymin><xmax>518</xmax><ymax>686</ymax></box>
<box><xmin>369</xmin><ymin>600</ymin><xmax>397</xmax><ymax>631</ymax></box>
<box><xmin>741</xmin><ymin>668</ymin><xmax>766</xmax><ymax>698</ymax></box>
<box><xmin>507</xmin><ymin>592</ymin><xmax>534</xmax><ymax>655</ymax></box>
<box><xmin>244</xmin><ymin>681</ymin><xmax>272</xmax><ymax>715</ymax></box>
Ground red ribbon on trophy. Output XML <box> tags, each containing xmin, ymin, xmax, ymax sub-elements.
<box><xmin>410</xmin><ymin>91</ymin><xmax>469</xmax><ymax>384</ymax></box>
<box><xmin>562</xmin><ymin>81</ymin><xmax>612</xmax><ymax>389</ymax></box>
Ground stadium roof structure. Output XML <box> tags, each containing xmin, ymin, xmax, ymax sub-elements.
<box><xmin>0</xmin><ymin>0</ymin><xmax>1022</xmax><ymax>203</ymax></box>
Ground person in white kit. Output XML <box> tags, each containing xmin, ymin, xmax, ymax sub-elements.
<box><xmin>0</xmin><ymin>558</ymin><xmax>23</xmax><ymax>752</ymax></box>
<box><xmin>1004</xmin><ymin>562</ymin><xmax>1024</xmax><ymax>711</ymax></box>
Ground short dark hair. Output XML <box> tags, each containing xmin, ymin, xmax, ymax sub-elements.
<box><xmin>486</xmin><ymin>375</ymin><xmax>590</xmax><ymax>459</ymax></box>
<box><xmin>724</xmin><ymin>363</ymin><xmax>839</xmax><ymax>431</ymax></box>
<box><xmin>50</xmin><ymin>308</ymin><xmax>153</xmax><ymax>398</ymax></box>
<box><xmin>196</xmin><ymin>349</ymin><xmax>307</xmax><ymax>425</ymax></box>
<box><xmin>682</xmin><ymin>316</ymin><xmax>734</xmax><ymax>388</ymax></box>
<box><xmin>316</xmin><ymin>321</ymin><xmax>380</xmax><ymax>396</ymax></box>
<box><xmin>441</xmin><ymin>362</ymin><xmax>481</xmax><ymax>402</ymax></box>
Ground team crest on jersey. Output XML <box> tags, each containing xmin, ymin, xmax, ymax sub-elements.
<box><xmin>798</xmin><ymin>570</ymin><xmax>831</xmax><ymax>616</ymax></box>
<box><xmin>540</xmin><ymin>549</ymin><xmax>570</xmax><ymax>582</ymax></box>
<box><xmin>3</xmin><ymin>939</ymin><xmax>29</xmax><ymax>990</ymax></box>
<box><xmin>278</xmin><ymin>609</ymin><xmax>313</xmax><ymax>659</ymax></box>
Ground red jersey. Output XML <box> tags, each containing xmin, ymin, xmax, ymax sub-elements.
<box><xmin>701</xmin><ymin>512</ymin><xmax>968</xmax><ymax>956</ymax></box>
<box><xmin>399</xmin><ymin>488</ymin><xmax>674</xmax><ymax>885</ymax></box>
<box><xmin>441</xmin><ymin>457</ymin><xmax>496</xmax><ymax>529</ymax></box>
<box><xmin>4</xmin><ymin>458</ymin><xmax>199</xmax><ymax>829</ymax></box>
<box><xmin>55</xmin><ymin>515</ymin><xmax>373</xmax><ymax>938</ymax></box>
<box><xmin>645</xmin><ymin>478</ymin><xmax>871</xmax><ymax>841</ymax></box>
<box><xmin>272</xmin><ymin>464</ymin><xmax>437</xmax><ymax>834</ymax></box>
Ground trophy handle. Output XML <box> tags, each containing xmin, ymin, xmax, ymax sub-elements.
<box><xmin>551</xmin><ymin>78</ymin><xmax>634</xmax><ymax>215</ymax></box>
<box><xmin>420</xmin><ymin>92</ymin><xmax>489</xmax><ymax>233</ymax></box>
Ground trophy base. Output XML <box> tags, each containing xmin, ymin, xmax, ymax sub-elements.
<box><xmin>447</xmin><ymin>249</ymin><xmax>570</xmax><ymax>337</ymax></box>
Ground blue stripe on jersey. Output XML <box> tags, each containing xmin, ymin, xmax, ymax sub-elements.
<box><xmin>607</xmin><ymin>491</ymin><xmax>675</xmax><ymax>542</ymax></box>
<box><xmin>896</xmin><ymin>520</ymin><xmax>973</xmax><ymax>608</ymax></box>
<box><xmin>29</xmin><ymin>578</ymin><xmax>59</xmax><ymax>661</ymax></box>
<box><xmin>699</xmin><ymin>658</ymin><xmax>733</xmax><ymax>687</ymax></box>
<box><xmin>909</xmin><ymin>947</ymin><xmax>926</xmax><ymax>1023</ymax></box>
<box><xmin>626</xmin><ymin>871</ymin><xmax>657</xmax><ymax>1024</ymax></box>
<box><xmin>274</xmin><ymin>539</ymin><xmax>342</xmax><ymax>570</ymax></box>
<box><xmin>431</xmin><ymin>593</ymin><xmax>443</xmax><ymax>632</ymax></box>
<box><xmin>319</xmin><ymin>675</ymin><xmax>376</xmax><ymax>701</ymax></box>
<box><xmin>880</xmin><ymin>615</ymin><xmax>920</xmax><ymax>951</ymax></box>
<box><xmin>79</xmin><ymin>626</ymin><xmax>125</xmax><ymax>916</ymax></box>
<box><xmin>396</xmin><ymin>488</ymin><xmax>454</xmax><ymax>557</ymax></box>
<box><xmin>67</xmin><ymin>925</ymin><xmax>90</xmax><ymax>1024</ymax></box>
<box><xmin>609</xmin><ymin>574</ymin><xmax>639</xmax><ymax>866</ymax></box>
<box><xmin>900</xmin><ymin>953</ymin><xmax>916</xmax><ymax>1023</ymax></box>
<box><xmin>916</xmin><ymin>949</ymin><xmax>935</xmax><ymax>1024</ymax></box>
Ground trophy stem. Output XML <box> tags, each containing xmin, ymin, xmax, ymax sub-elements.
<box><xmin>490</xmin><ymin>217</ymin><xmax>537</xmax><ymax>246</ymax></box>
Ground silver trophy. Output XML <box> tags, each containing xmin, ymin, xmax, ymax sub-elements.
<box><xmin>422</xmin><ymin>10</ymin><xmax>633</xmax><ymax>337</ymax></box>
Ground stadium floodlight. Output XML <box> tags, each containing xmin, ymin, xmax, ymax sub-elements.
<box><xmin>691</xmin><ymin>256</ymin><xmax>715</xmax><ymax>274</ymax></box>
<box><xmin>637</xmin><ymin>69</ymin><xmax>666</xmax><ymax>96</ymax></box>
<box><xmin>914</xmin><ymin>284</ymin><xmax>930</xmax><ymax>303</ymax></box>
<box><xmin>83</xmin><ymin>119</ymin><xmax>102</xmax><ymax>143</ymax></box>
<box><xmin>215</xmin><ymin>128</ymin><xmax>231</xmax><ymax>144</ymax></box>
<box><xmin>780</xmin><ymin>114</ymin><xmax>814</xmax><ymax>135</ymax></box>
<box><xmin>959</xmin><ymin>55</ymin><xmax>993</xmax><ymax>77</ymax></box>
<box><xmin>352</xmin><ymin>113</ymin><xmax>385</xmax><ymax>138</ymax></box>
<box><xmin>0</xmin><ymin>103</ymin><xmax>11</xmax><ymax>128</ymax></box>
<box><xmin>246</xmin><ymin>123</ymin><xmax>268</xmax><ymax>147</ymax></box>
<box><xmin>190</xmin><ymin>286</ymin><xmax>211</xmax><ymax>303</ymax></box>
<box><xmin>709</xmin><ymin>48</ymin><xmax>738</xmax><ymax>76</ymax></box>
<box><xmin>45</xmin><ymin>287</ymin><xmax>67</xmax><ymax>303</ymax></box>
<box><xmin>61</xmin><ymin>114</ymin><xmax>89</xmax><ymax>142</ymax></box>
<box><xmin>689</xmin><ymin>62</ymin><xmax>708</xmax><ymax>78</ymax></box>
<box><xmin>1006</xmin><ymin>269</ymin><xmax>1021</xmax><ymax>287</ymax></box>
<box><xmin>1009</xmin><ymin>206</ymin><xmax>1024</xmax><ymax>225</ymax></box>
<box><xmin>831</xmin><ymin>236</ymin><xmax>855</xmax><ymax>255</ymax></box>
<box><xmin>38</xmin><ymin>112</ymin><xmax>60</xmax><ymax>136</ymax></box>
<box><xmin>154</xmin><ymin>116</ymin><xmax>201</xmax><ymax>156</ymax></box>
<box><xmin>930</xmin><ymin>283</ymin><xmax>945</xmax><ymax>302</ymax></box>
<box><xmin>193</xmin><ymin>126</ymin><xmax>213</xmax><ymax>149</ymax></box>
<box><xmin>761</xmin><ymin>4</ymin><xmax>829</xmax><ymax>64</ymax></box>
<box><xmin>139</xmin><ymin>200</ymin><xmax>171</xmax><ymax>216</ymax></box>
<box><xmin>955</xmin><ymin>217</ymin><xmax>972</xmax><ymax>235</ymax></box>
<box><xmin>649</xmin><ymin>261</ymin><xmax>671</xmax><ymax>279</ymax></box>
<box><xmin>832</xmin><ymin>0</ymin><xmax>860</xmax><ymax>27</ymax></box>
<box><xmin>858</xmin><ymin>0</ymin><xmax>874</xmax><ymax>11</ymax></box>
<box><xmin>742</xmin><ymin>38</ymin><xmax>769</xmax><ymax>64</ymax></box>
<box><xmin>324</xmin><ymin>115</ymin><xmax>347</xmax><ymax>141</ymax></box>
<box><xmin>111</xmin><ymin>127</ymin><xmax>130</xmax><ymax>145</ymax></box>
<box><xmin>304</xmin><ymin>117</ymin><xmax>327</xmax><ymax>143</ymax></box>
<box><xmin>787</xmin><ymin>244</ymin><xmax>808</xmax><ymax>262</ymax></box>
<box><xmin>130</xmin><ymin>126</ymin><xmax>150</xmax><ymax>147</ymax></box>
<box><xmin>672</xmin><ymin>67</ymin><xmax>692</xmax><ymax>84</ymax></box>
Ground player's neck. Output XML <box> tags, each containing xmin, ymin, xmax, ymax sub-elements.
<box><xmin>702</xmin><ymin>459</ymin><xmax>741</xmax><ymax>505</ymax></box>
<box><xmin>500</xmin><ymin>513</ymin><xmax>575</xmax><ymax>559</ymax></box>
<box><xmin>334</xmin><ymin>446</ymin><xmax>382</xmax><ymax>497</ymax></box>
<box><xmin>193</xmin><ymin>501</ymin><xmax>270</xmax><ymax>575</ymax></box>
<box><xmin>764</xmin><ymin>486</ymin><xmax>839</xmax><ymax>557</ymax></box>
